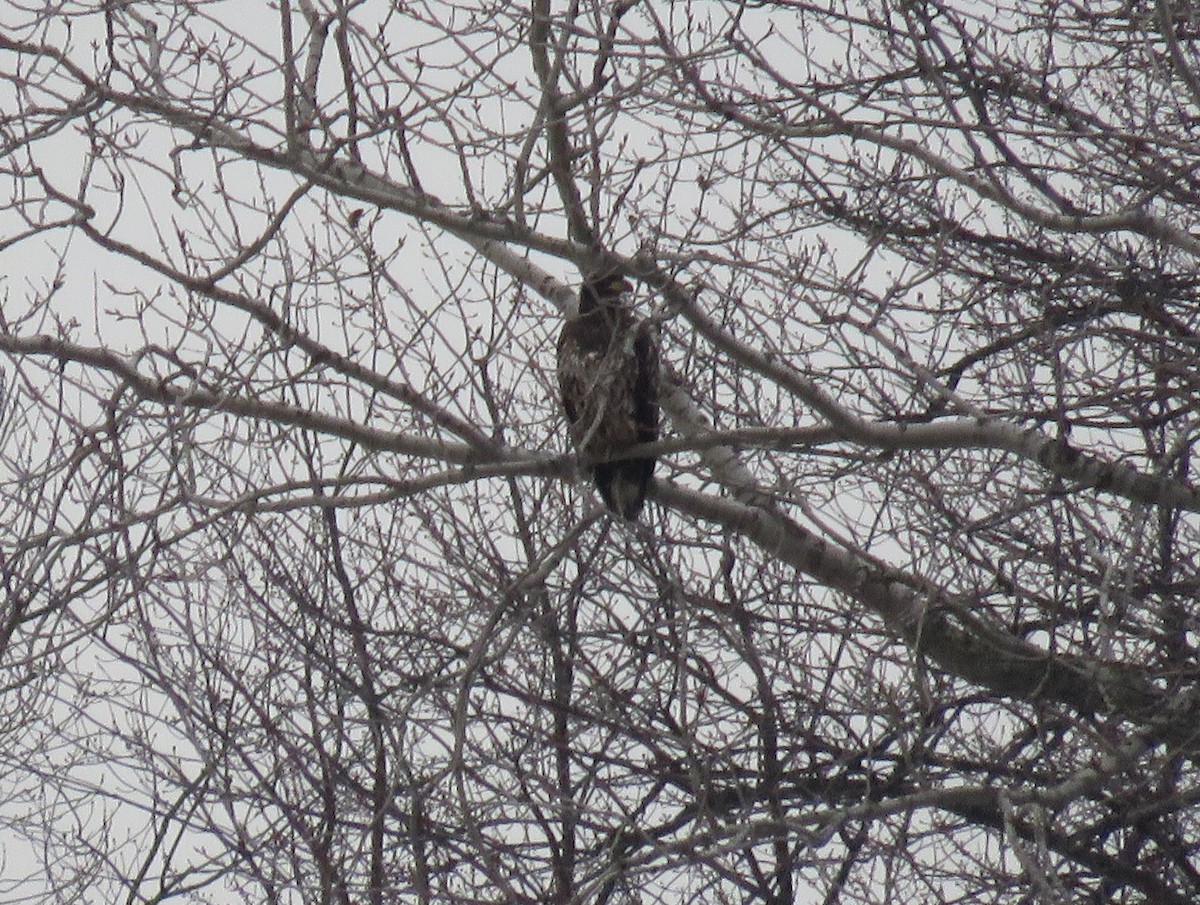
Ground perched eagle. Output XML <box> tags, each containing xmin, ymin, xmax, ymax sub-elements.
<box><xmin>557</xmin><ymin>274</ymin><xmax>660</xmax><ymax>520</ymax></box>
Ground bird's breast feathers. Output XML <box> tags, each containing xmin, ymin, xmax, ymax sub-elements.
<box><xmin>558</xmin><ymin>340</ymin><xmax>645</xmax><ymax>453</ymax></box>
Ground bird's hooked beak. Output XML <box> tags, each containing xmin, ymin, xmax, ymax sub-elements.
<box><xmin>603</xmin><ymin>276</ymin><xmax>634</xmax><ymax>297</ymax></box>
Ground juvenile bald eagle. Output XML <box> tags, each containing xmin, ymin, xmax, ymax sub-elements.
<box><xmin>557</xmin><ymin>275</ymin><xmax>660</xmax><ymax>520</ymax></box>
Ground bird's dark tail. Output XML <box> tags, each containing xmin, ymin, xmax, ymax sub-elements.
<box><xmin>594</xmin><ymin>460</ymin><xmax>654</xmax><ymax>521</ymax></box>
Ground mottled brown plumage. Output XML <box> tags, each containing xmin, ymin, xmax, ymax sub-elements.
<box><xmin>557</xmin><ymin>275</ymin><xmax>660</xmax><ymax>520</ymax></box>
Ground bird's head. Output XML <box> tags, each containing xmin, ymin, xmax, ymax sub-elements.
<box><xmin>580</xmin><ymin>274</ymin><xmax>634</xmax><ymax>314</ymax></box>
<box><xmin>596</xmin><ymin>274</ymin><xmax>633</xmax><ymax>297</ymax></box>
